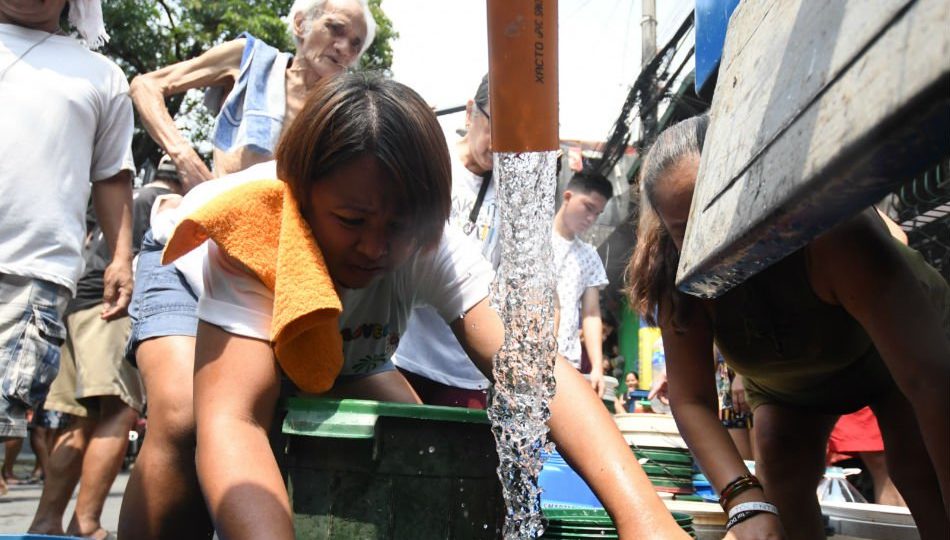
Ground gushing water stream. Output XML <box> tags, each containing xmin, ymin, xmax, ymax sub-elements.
<box><xmin>488</xmin><ymin>151</ymin><xmax>560</xmax><ymax>539</ymax></box>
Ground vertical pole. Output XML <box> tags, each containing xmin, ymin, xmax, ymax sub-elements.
<box><xmin>486</xmin><ymin>0</ymin><xmax>559</xmax><ymax>152</ymax></box>
<box><xmin>618</xmin><ymin>298</ymin><xmax>639</xmax><ymax>393</ymax></box>
<box><xmin>641</xmin><ymin>0</ymin><xmax>658</xmax><ymax>139</ymax></box>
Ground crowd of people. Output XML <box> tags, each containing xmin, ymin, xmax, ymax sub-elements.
<box><xmin>1</xmin><ymin>0</ymin><xmax>947</xmax><ymax>539</ymax></box>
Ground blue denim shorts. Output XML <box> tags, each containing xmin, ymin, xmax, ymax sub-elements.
<box><xmin>126</xmin><ymin>231</ymin><xmax>199</xmax><ymax>364</ymax></box>
<box><xmin>0</xmin><ymin>274</ymin><xmax>69</xmax><ymax>439</ymax></box>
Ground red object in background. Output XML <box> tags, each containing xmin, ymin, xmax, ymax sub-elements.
<box><xmin>827</xmin><ymin>406</ymin><xmax>885</xmax><ymax>464</ymax></box>
<box><xmin>567</xmin><ymin>146</ymin><xmax>583</xmax><ymax>172</ymax></box>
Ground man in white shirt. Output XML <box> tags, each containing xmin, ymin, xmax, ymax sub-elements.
<box><xmin>0</xmin><ymin>0</ymin><xmax>135</xmax><ymax>501</ymax></box>
<box><xmin>551</xmin><ymin>171</ymin><xmax>612</xmax><ymax>396</ymax></box>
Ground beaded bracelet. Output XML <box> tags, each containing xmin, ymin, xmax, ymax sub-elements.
<box><xmin>718</xmin><ymin>474</ymin><xmax>762</xmax><ymax>508</ymax></box>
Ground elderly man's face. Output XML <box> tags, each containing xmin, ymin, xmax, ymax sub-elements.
<box><xmin>0</xmin><ymin>0</ymin><xmax>68</xmax><ymax>32</ymax></box>
<box><xmin>465</xmin><ymin>101</ymin><xmax>492</xmax><ymax>175</ymax></box>
<box><xmin>293</xmin><ymin>0</ymin><xmax>368</xmax><ymax>79</ymax></box>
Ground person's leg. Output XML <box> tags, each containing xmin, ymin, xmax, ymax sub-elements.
<box><xmin>59</xmin><ymin>308</ymin><xmax>141</xmax><ymax>537</ymax></box>
<box><xmin>2</xmin><ymin>438</ymin><xmax>23</xmax><ymax>481</ymax></box>
<box><xmin>871</xmin><ymin>388</ymin><xmax>948</xmax><ymax>537</ymax></box>
<box><xmin>29</xmin><ymin>311</ymin><xmax>94</xmax><ymax>534</ymax></box>
<box><xmin>857</xmin><ymin>451</ymin><xmax>905</xmax><ymax>506</ymax></box>
<box><xmin>29</xmin><ymin>405</ymin><xmax>50</xmax><ymax>483</ymax></box>
<box><xmin>752</xmin><ymin>404</ymin><xmax>837</xmax><ymax>540</ymax></box>
<box><xmin>35</xmin><ymin>410</ymin><xmax>69</xmax><ymax>481</ymax></box>
<box><xmin>118</xmin><ymin>335</ymin><xmax>213</xmax><ymax>540</ymax></box>
<box><xmin>28</xmin><ymin>416</ymin><xmax>93</xmax><ymax>535</ymax></box>
<box><xmin>29</xmin><ymin>422</ymin><xmax>50</xmax><ymax>481</ymax></box>
<box><xmin>66</xmin><ymin>396</ymin><xmax>136</xmax><ymax>537</ymax></box>
<box><xmin>728</xmin><ymin>427</ymin><xmax>753</xmax><ymax>461</ymax></box>
<box><xmin>0</xmin><ymin>275</ymin><xmax>70</xmax><ymax>495</ymax></box>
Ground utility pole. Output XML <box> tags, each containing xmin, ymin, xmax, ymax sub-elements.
<box><xmin>641</xmin><ymin>0</ymin><xmax>657</xmax><ymax>140</ymax></box>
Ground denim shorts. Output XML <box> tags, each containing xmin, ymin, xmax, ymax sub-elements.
<box><xmin>0</xmin><ymin>274</ymin><xmax>69</xmax><ymax>439</ymax></box>
<box><xmin>126</xmin><ymin>231</ymin><xmax>199</xmax><ymax>364</ymax></box>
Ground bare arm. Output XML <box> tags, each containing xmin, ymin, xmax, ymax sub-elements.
<box><xmin>580</xmin><ymin>286</ymin><xmax>605</xmax><ymax>396</ymax></box>
<box><xmin>548</xmin><ymin>355</ymin><xmax>687</xmax><ymax>537</ymax></box>
<box><xmin>129</xmin><ymin>39</ymin><xmax>245</xmax><ymax>191</ymax></box>
<box><xmin>193</xmin><ymin>321</ymin><xmax>293</xmax><ymax>540</ymax></box>
<box><xmin>450</xmin><ymin>296</ymin><xmax>504</xmax><ymax>379</ymax></box>
<box><xmin>809</xmin><ymin>209</ymin><xmax>950</xmax><ymax>511</ymax></box>
<box><xmin>91</xmin><ymin>171</ymin><xmax>134</xmax><ymax>320</ymax></box>
<box><xmin>451</xmin><ymin>297</ymin><xmax>687</xmax><ymax>538</ymax></box>
<box><xmin>660</xmin><ymin>301</ymin><xmax>784</xmax><ymax>539</ymax></box>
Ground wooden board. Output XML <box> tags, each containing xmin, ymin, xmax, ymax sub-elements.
<box><xmin>677</xmin><ymin>0</ymin><xmax>950</xmax><ymax>297</ymax></box>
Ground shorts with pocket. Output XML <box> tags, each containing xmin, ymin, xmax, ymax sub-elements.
<box><xmin>46</xmin><ymin>303</ymin><xmax>145</xmax><ymax>417</ymax></box>
<box><xmin>0</xmin><ymin>274</ymin><xmax>69</xmax><ymax>439</ymax></box>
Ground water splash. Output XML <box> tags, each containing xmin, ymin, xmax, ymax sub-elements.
<box><xmin>488</xmin><ymin>151</ymin><xmax>559</xmax><ymax>539</ymax></box>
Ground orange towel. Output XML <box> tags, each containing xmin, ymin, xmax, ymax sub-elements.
<box><xmin>163</xmin><ymin>179</ymin><xmax>344</xmax><ymax>393</ymax></box>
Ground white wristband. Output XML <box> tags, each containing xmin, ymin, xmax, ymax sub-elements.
<box><xmin>728</xmin><ymin>501</ymin><xmax>779</xmax><ymax>520</ymax></box>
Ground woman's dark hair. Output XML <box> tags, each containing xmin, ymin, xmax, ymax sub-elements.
<box><xmin>625</xmin><ymin>114</ymin><xmax>709</xmax><ymax>328</ymax></box>
<box><xmin>473</xmin><ymin>73</ymin><xmax>489</xmax><ymax>111</ymax></box>
<box><xmin>276</xmin><ymin>71</ymin><xmax>452</xmax><ymax>251</ymax></box>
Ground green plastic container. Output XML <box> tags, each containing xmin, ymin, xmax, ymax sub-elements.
<box><xmin>633</xmin><ymin>446</ymin><xmax>695</xmax><ymax>466</ymax></box>
<box><xmin>641</xmin><ymin>462</ymin><xmax>694</xmax><ymax>479</ymax></box>
<box><xmin>541</xmin><ymin>508</ymin><xmax>696</xmax><ymax>538</ymax></box>
<box><xmin>282</xmin><ymin>398</ymin><xmax>504</xmax><ymax>539</ymax></box>
<box><xmin>632</xmin><ymin>446</ymin><xmax>697</xmax><ymax>495</ymax></box>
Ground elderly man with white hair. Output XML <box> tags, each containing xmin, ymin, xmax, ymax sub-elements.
<box><xmin>116</xmin><ymin>1</ymin><xmax>376</xmax><ymax>538</ymax></box>
<box><xmin>0</xmin><ymin>0</ymin><xmax>134</xmax><ymax>509</ymax></box>
<box><xmin>130</xmin><ymin>0</ymin><xmax>376</xmax><ymax>191</ymax></box>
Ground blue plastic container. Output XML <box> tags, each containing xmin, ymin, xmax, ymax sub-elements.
<box><xmin>539</xmin><ymin>451</ymin><xmax>602</xmax><ymax>509</ymax></box>
<box><xmin>692</xmin><ymin>473</ymin><xmax>718</xmax><ymax>503</ymax></box>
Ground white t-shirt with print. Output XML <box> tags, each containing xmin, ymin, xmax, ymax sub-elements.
<box><xmin>199</xmin><ymin>226</ymin><xmax>493</xmax><ymax>377</ymax></box>
<box><xmin>552</xmin><ymin>231</ymin><xmax>608</xmax><ymax>367</ymax></box>
<box><xmin>391</xmin><ymin>141</ymin><xmax>497</xmax><ymax>389</ymax></box>
<box><xmin>0</xmin><ymin>24</ymin><xmax>135</xmax><ymax>293</ymax></box>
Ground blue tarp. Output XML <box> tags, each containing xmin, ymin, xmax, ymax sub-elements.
<box><xmin>695</xmin><ymin>0</ymin><xmax>741</xmax><ymax>94</ymax></box>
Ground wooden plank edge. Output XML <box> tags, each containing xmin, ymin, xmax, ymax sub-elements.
<box><xmin>676</xmin><ymin>77</ymin><xmax>950</xmax><ymax>298</ymax></box>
